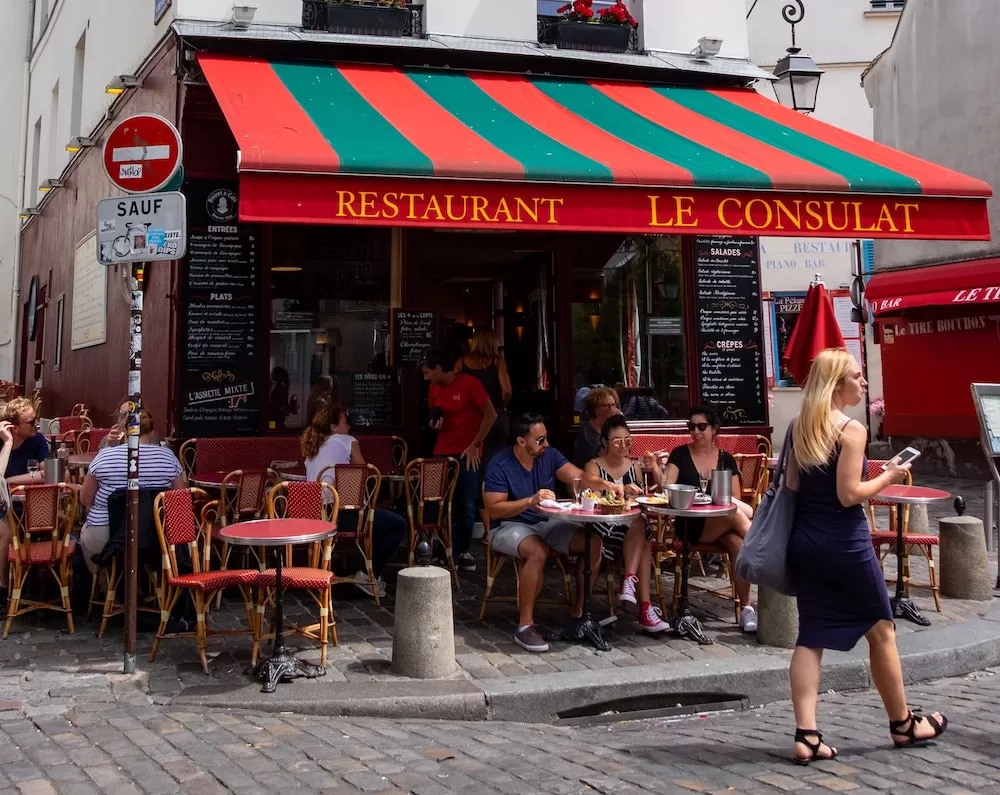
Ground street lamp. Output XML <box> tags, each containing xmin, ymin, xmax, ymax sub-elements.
<box><xmin>771</xmin><ymin>0</ymin><xmax>823</xmax><ymax>113</ymax></box>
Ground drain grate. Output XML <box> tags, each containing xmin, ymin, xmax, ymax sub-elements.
<box><xmin>557</xmin><ymin>692</ymin><xmax>749</xmax><ymax>726</ymax></box>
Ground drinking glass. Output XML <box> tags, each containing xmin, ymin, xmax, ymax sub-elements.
<box><xmin>572</xmin><ymin>474</ymin><xmax>583</xmax><ymax>505</ymax></box>
<box><xmin>698</xmin><ymin>471</ymin><xmax>709</xmax><ymax>495</ymax></box>
<box><xmin>27</xmin><ymin>459</ymin><xmax>39</xmax><ymax>475</ymax></box>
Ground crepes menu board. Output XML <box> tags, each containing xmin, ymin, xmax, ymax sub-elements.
<box><xmin>393</xmin><ymin>309</ymin><xmax>437</xmax><ymax>367</ymax></box>
<box><xmin>179</xmin><ymin>181</ymin><xmax>262</xmax><ymax>436</ymax></box>
<box><xmin>694</xmin><ymin>236</ymin><xmax>767</xmax><ymax>427</ymax></box>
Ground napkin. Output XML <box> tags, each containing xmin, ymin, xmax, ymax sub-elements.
<box><xmin>539</xmin><ymin>499</ymin><xmax>571</xmax><ymax>511</ymax></box>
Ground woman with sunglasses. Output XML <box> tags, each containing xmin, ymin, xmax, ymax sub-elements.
<box><xmin>665</xmin><ymin>405</ymin><xmax>756</xmax><ymax>632</ymax></box>
<box><xmin>586</xmin><ymin>415</ymin><xmax>670</xmax><ymax>633</ymax></box>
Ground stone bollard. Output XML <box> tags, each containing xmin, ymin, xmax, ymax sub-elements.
<box><xmin>907</xmin><ymin>503</ymin><xmax>929</xmax><ymax>535</ymax></box>
<box><xmin>391</xmin><ymin>567</ymin><xmax>456</xmax><ymax>679</ymax></box>
<box><xmin>939</xmin><ymin>516</ymin><xmax>992</xmax><ymax>601</ymax></box>
<box><xmin>756</xmin><ymin>586</ymin><xmax>799</xmax><ymax>649</ymax></box>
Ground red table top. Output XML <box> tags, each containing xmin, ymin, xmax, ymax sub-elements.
<box><xmin>68</xmin><ymin>452</ymin><xmax>96</xmax><ymax>467</ymax></box>
<box><xmin>538</xmin><ymin>503</ymin><xmax>640</xmax><ymax>522</ymax></box>
<box><xmin>191</xmin><ymin>471</ymin><xmax>228</xmax><ymax>487</ymax></box>
<box><xmin>220</xmin><ymin>518</ymin><xmax>336</xmax><ymax>546</ymax></box>
<box><xmin>876</xmin><ymin>485</ymin><xmax>951</xmax><ymax>504</ymax></box>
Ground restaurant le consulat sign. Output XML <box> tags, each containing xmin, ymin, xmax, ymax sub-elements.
<box><xmin>240</xmin><ymin>176</ymin><xmax>991</xmax><ymax>240</ymax></box>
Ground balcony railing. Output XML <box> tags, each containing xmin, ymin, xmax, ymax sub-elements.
<box><xmin>302</xmin><ymin>1</ymin><xmax>424</xmax><ymax>37</ymax></box>
<box><xmin>869</xmin><ymin>0</ymin><xmax>905</xmax><ymax>10</ymax></box>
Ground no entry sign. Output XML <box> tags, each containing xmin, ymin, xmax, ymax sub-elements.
<box><xmin>103</xmin><ymin>113</ymin><xmax>182</xmax><ymax>193</ymax></box>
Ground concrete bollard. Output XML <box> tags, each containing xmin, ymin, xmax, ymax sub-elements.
<box><xmin>939</xmin><ymin>516</ymin><xmax>992</xmax><ymax>601</ymax></box>
<box><xmin>756</xmin><ymin>586</ymin><xmax>799</xmax><ymax>649</ymax></box>
<box><xmin>907</xmin><ymin>503</ymin><xmax>929</xmax><ymax>535</ymax></box>
<box><xmin>391</xmin><ymin>567</ymin><xmax>456</xmax><ymax>679</ymax></box>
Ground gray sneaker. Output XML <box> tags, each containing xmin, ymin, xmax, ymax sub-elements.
<box><xmin>514</xmin><ymin>625</ymin><xmax>550</xmax><ymax>653</ymax></box>
<box><xmin>458</xmin><ymin>552</ymin><xmax>476</xmax><ymax>572</ymax></box>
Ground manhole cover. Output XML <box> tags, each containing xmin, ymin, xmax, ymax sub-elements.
<box><xmin>557</xmin><ymin>692</ymin><xmax>749</xmax><ymax>726</ymax></box>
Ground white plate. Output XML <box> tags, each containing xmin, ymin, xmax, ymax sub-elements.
<box><xmin>693</xmin><ymin>494</ymin><xmax>712</xmax><ymax>505</ymax></box>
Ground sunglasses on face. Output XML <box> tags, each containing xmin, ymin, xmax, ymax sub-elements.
<box><xmin>609</xmin><ymin>437</ymin><xmax>633</xmax><ymax>448</ymax></box>
<box><xmin>687</xmin><ymin>422</ymin><xmax>710</xmax><ymax>432</ymax></box>
<box><xmin>532</xmin><ymin>436</ymin><xmax>548</xmax><ymax>446</ymax></box>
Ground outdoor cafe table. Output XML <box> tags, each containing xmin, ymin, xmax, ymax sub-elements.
<box><xmin>875</xmin><ymin>484</ymin><xmax>951</xmax><ymax>627</ymax></box>
<box><xmin>273</xmin><ymin>462</ymin><xmax>406</xmax><ymax>486</ymax></box>
<box><xmin>190</xmin><ymin>471</ymin><xmax>229</xmax><ymax>489</ymax></box>
<box><xmin>68</xmin><ymin>452</ymin><xmax>96</xmax><ymax>472</ymax></box>
<box><xmin>638</xmin><ymin>498</ymin><xmax>737</xmax><ymax>645</ymax></box>
<box><xmin>220</xmin><ymin>518</ymin><xmax>337</xmax><ymax>693</ymax></box>
<box><xmin>537</xmin><ymin>501</ymin><xmax>640</xmax><ymax>652</ymax></box>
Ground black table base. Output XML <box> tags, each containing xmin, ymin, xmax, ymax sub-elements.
<box><xmin>674</xmin><ymin>522</ymin><xmax>713</xmax><ymax>645</ymax></box>
<box><xmin>249</xmin><ymin>548</ymin><xmax>327</xmax><ymax>693</ymax></box>
<box><xmin>551</xmin><ymin>524</ymin><xmax>610</xmax><ymax>651</ymax></box>
<box><xmin>891</xmin><ymin>506</ymin><xmax>929</xmax><ymax>626</ymax></box>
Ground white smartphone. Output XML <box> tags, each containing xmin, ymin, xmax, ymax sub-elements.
<box><xmin>882</xmin><ymin>446</ymin><xmax>921</xmax><ymax>470</ymax></box>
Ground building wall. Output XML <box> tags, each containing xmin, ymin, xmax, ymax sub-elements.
<box><xmin>0</xmin><ymin>4</ymin><xmax>31</xmax><ymax>381</ymax></box>
<box><xmin>16</xmin><ymin>45</ymin><xmax>178</xmax><ymax>425</ymax></box>
<box><xmin>747</xmin><ymin>0</ymin><xmax>900</xmax><ymax>445</ymax></box>
<box><xmin>863</xmin><ymin>0</ymin><xmax>1000</xmax><ymax>269</ymax></box>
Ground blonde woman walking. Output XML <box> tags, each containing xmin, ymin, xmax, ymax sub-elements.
<box><xmin>786</xmin><ymin>349</ymin><xmax>947</xmax><ymax>764</ymax></box>
<box><xmin>461</xmin><ymin>329</ymin><xmax>512</xmax><ymax>467</ymax></box>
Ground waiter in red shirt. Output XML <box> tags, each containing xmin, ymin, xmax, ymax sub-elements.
<box><xmin>422</xmin><ymin>348</ymin><xmax>498</xmax><ymax>574</ymax></box>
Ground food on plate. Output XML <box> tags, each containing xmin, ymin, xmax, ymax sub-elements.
<box><xmin>595</xmin><ymin>492</ymin><xmax>627</xmax><ymax>515</ymax></box>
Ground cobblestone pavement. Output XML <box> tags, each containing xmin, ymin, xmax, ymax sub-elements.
<box><xmin>1</xmin><ymin>477</ymin><xmax>992</xmax><ymax>705</ymax></box>
<box><xmin>1</xmin><ymin>667</ymin><xmax>1000</xmax><ymax>793</ymax></box>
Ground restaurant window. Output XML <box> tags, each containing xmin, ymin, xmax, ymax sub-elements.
<box><xmin>268</xmin><ymin>226</ymin><xmax>395</xmax><ymax>430</ymax></box>
<box><xmin>571</xmin><ymin>236</ymin><xmax>688</xmax><ymax>421</ymax></box>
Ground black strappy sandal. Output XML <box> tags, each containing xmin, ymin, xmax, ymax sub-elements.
<box><xmin>793</xmin><ymin>729</ymin><xmax>838</xmax><ymax>765</ymax></box>
<box><xmin>890</xmin><ymin>710</ymin><xmax>949</xmax><ymax>748</ymax></box>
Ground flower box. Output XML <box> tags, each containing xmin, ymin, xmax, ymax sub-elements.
<box><xmin>543</xmin><ymin>20</ymin><xmax>631</xmax><ymax>53</ymax></box>
<box><xmin>325</xmin><ymin>2</ymin><xmax>409</xmax><ymax>36</ymax></box>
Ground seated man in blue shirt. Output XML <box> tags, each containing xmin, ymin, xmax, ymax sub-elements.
<box><xmin>484</xmin><ymin>412</ymin><xmax>623</xmax><ymax>654</ymax></box>
<box><xmin>3</xmin><ymin>397</ymin><xmax>49</xmax><ymax>486</ymax></box>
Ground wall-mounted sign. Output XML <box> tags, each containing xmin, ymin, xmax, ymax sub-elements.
<box><xmin>96</xmin><ymin>192</ymin><xmax>187</xmax><ymax>265</ymax></box>
<box><xmin>71</xmin><ymin>233</ymin><xmax>107</xmax><ymax>350</ymax></box>
<box><xmin>155</xmin><ymin>0</ymin><xmax>173</xmax><ymax>23</ymax></box>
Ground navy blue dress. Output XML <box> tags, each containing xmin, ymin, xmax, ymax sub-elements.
<box><xmin>787</xmin><ymin>446</ymin><xmax>892</xmax><ymax>651</ymax></box>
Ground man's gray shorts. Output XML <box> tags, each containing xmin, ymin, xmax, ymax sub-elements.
<box><xmin>490</xmin><ymin>520</ymin><xmax>579</xmax><ymax>559</ymax></box>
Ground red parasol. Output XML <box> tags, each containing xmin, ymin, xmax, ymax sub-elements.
<box><xmin>782</xmin><ymin>281</ymin><xmax>847</xmax><ymax>384</ymax></box>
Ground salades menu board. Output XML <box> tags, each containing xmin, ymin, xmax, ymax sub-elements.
<box><xmin>178</xmin><ymin>181</ymin><xmax>262</xmax><ymax>436</ymax></box>
<box><xmin>694</xmin><ymin>236</ymin><xmax>768</xmax><ymax>427</ymax></box>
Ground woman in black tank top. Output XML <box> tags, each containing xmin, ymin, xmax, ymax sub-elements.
<box><xmin>461</xmin><ymin>330</ymin><xmax>512</xmax><ymax>467</ymax></box>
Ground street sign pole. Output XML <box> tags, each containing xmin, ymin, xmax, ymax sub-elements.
<box><xmin>100</xmin><ymin>112</ymin><xmax>184</xmax><ymax>675</ymax></box>
<box><xmin>124</xmin><ymin>263</ymin><xmax>145</xmax><ymax>675</ymax></box>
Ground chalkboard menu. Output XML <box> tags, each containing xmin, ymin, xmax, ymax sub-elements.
<box><xmin>393</xmin><ymin>309</ymin><xmax>437</xmax><ymax>367</ymax></box>
<box><xmin>178</xmin><ymin>181</ymin><xmax>262</xmax><ymax>436</ymax></box>
<box><xmin>694</xmin><ymin>236</ymin><xmax>767</xmax><ymax>427</ymax></box>
<box><xmin>351</xmin><ymin>372</ymin><xmax>395</xmax><ymax>427</ymax></box>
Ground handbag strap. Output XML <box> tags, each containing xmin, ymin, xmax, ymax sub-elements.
<box><xmin>772</xmin><ymin>421</ymin><xmax>796</xmax><ymax>489</ymax></box>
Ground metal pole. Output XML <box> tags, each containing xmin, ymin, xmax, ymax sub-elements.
<box><xmin>985</xmin><ymin>481</ymin><xmax>996</xmax><ymax>554</ymax></box>
<box><xmin>124</xmin><ymin>262</ymin><xmax>144</xmax><ymax>675</ymax></box>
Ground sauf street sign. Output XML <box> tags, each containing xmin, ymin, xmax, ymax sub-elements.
<box><xmin>96</xmin><ymin>192</ymin><xmax>187</xmax><ymax>265</ymax></box>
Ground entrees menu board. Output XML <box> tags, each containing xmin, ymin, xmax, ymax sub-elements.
<box><xmin>352</xmin><ymin>372</ymin><xmax>395</xmax><ymax>427</ymax></box>
<box><xmin>393</xmin><ymin>309</ymin><xmax>437</xmax><ymax>367</ymax></box>
<box><xmin>694</xmin><ymin>236</ymin><xmax>767</xmax><ymax>427</ymax></box>
<box><xmin>178</xmin><ymin>181</ymin><xmax>262</xmax><ymax>436</ymax></box>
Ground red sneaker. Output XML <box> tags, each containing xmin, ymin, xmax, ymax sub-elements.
<box><xmin>639</xmin><ymin>603</ymin><xmax>670</xmax><ymax>633</ymax></box>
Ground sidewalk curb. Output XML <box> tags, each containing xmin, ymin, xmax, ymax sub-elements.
<box><xmin>166</xmin><ymin>602</ymin><xmax>1000</xmax><ymax>722</ymax></box>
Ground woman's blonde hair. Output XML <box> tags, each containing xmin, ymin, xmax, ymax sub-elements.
<box><xmin>793</xmin><ymin>348</ymin><xmax>857</xmax><ymax>470</ymax></box>
<box><xmin>468</xmin><ymin>330</ymin><xmax>500</xmax><ymax>366</ymax></box>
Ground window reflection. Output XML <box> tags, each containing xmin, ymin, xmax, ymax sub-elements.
<box><xmin>269</xmin><ymin>226</ymin><xmax>396</xmax><ymax>430</ymax></box>
<box><xmin>571</xmin><ymin>236</ymin><xmax>688</xmax><ymax>421</ymax></box>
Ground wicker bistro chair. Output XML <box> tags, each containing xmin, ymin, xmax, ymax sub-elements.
<box><xmin>177</xmin><ymin>439</ymin><xmax>198</xmax><ymax>478</ymax></box>
<box><xmin>205</xmin><ymin>468</ymin><xmax>278</xmax><ymax>604</ymax></box>
<box><xmin>404</xmin><ymin>457</ymin><xmax>460</xmax><ymax>586</ymax></box>
<box><xmin>357</xmin><ymin>435</ymin><xmax>408</xmax><ymax>502</ymax></box>
<box><xmin>734</xmin><ymin>453</ymin><xmax>768</xmax><ymax>510</ymax></box>
<box><xmin>150</xmin><ymin>488</ymin><xmax>259</xmax><ymax>673</ymax></box>
<box><xmin>74</xmin><ymin>427</ymin><xmax>113</xmax><ymax>454</ymax></box>
<box><xmin>255</xmin><ymin>481</ymin><xmax>340</xmax><ymax>666</ymax></box>
<box><xmin>863</xmin><ymin>462</ymin><xmax>941</xmax><ymax>612</ymax></box>
<box><xmin>4</xmin><ymin>484</ymin><xmax>78</xmax><ymax>638</ymax></box>
<box><xmin>317</xmin><ymin>463</ymin><xmax>383</xmax><ymax>605</ymax></box>
<box><xmin>71</xmin><ymin>403</ymin><xmax>88</xmax><ymax>417</ymax></box>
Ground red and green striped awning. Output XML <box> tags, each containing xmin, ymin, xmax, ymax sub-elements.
<box><xmin>199</xmin><ymin>54</ymin><xmax>991</xmax><ymax>240</ymax></box>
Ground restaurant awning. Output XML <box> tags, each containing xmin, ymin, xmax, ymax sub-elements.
<box><xmin>866</xmin><ymin>258</ymin><xmax>1000</xmax><ymax>317</ymax></box>
<box><xmin>198</xmin><ymin>54</ymin><xmax>992</xmax><ymax>240</ymax></box>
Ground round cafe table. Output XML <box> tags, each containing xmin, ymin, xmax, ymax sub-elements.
<box><xmin>220</xmin><ymin>518</ymin><xmax>337</xmax><ymax>693</ymax></box>
<box><xmin>190</xmin><ymin>471</ymin><xmax>229</xmax><ymax>489</ymax></box>
<box><xmin>537</xmin><ymin>501</ymin><xmax>640</xmax><ymax>652</ymax></box>
<box><xmin>273</xmin><ymin>463</ymin><xmax>306</xmax><ymax>482</ymax></box>
<box><xmin>875</xmin><ymin>484</ymin><xmax>950</xmax><ymax>627</ymax></box>
<box><xmin>639</xmin><ymin>498</ymin><xmax>737</xmax><ymax>645</ymax></box>
<box><xmin>68</xmin><ymin>452</ymin><xmax>96</xmax><ymax>471</ymax></box>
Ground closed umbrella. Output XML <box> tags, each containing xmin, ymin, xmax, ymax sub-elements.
<box><xmin>782</xmin><ymin>281</ymin><xmax>847</xmax><ymax>384</ymax></box>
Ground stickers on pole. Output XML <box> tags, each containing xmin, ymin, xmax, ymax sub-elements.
<box><xmin>96</xmin><ymin>192</ymin><xmax>187</xmax><ymax>265</ymax></box>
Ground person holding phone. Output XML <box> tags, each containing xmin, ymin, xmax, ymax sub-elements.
<box><xmin>422</xmin><ymin>348</ymin><xmax>497</xmax><ymax>573</ymax></box>
<box><xmin>2</xmin><ymin>398</ymin><xmax>49</xmax><ymax>486</ymax></box>
<box><xmin>784</xmin><ymin>349</ymin><xmax>947</xmax><ymax>764</ymax></box>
